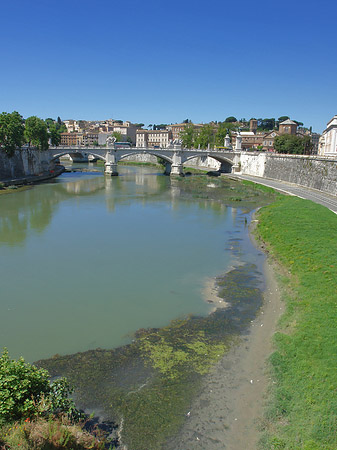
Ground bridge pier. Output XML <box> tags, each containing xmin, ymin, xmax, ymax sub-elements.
<box><xmin>105</xmin><ymin>162</ymin><xmax>118</xmax><ymax>176</ymax></box>
<box><xmin>170</xmin><ymin>151</ymin><xmax>184</xmax><ymax>177</ymax></box>
<box><xmin>105</xmin><ymin>151</ymin><xmax>118</xmax><ymax>176</ymax></box>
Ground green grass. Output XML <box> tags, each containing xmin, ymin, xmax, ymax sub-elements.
<box><xmin>255</xmin><ymin>196</ymin><xmax>337</xmax><ymax>450</ymax></box>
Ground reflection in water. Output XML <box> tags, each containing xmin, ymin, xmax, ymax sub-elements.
<box><xmin>0</xmin><ymin>169</ymin><xmax>228</xmax><ymax>247</ymax></box>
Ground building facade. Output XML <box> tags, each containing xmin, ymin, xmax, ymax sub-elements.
<box><xmin>60</xmin><ymin>133</ymin><xmax>83</xmax><ymax>146</ymax></box>
<box><xmin>136</xmin><ymin>129</ymin><xmax>173</xmax><ymax>148</ymax></box>
<box><xmin>278</xmin><ymin>119</ymin><xmax>298</xmax><ymax>135</ymax></box>
<box><xmin>319</xmin><ymin>115</ymin><xmax>337</xmax><ymax>156</ymax></box>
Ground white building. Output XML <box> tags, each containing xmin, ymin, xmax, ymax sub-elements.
<box><xmin>319</xmin><ymin>116</ymin><xmax>337</xmax><ymax>156</ymax></box>
<box><xmin>136</xmin><ymin>129</ymin><xmax>172</xmax><ymax>148</ymax></box>
<box><xmin>63</xmin><ymin>120</ymin><xmax>81</xmax><ymax>133</ymax></box>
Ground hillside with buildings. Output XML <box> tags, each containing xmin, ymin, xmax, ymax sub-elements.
<box><xmin>59</xmin><ymin>117</ymin><xmax>322</xmax><ymax>155</ymax></box>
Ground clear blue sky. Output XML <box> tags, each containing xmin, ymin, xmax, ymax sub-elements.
<box><xmin>1</xmin><ymin>0</ymin><xmax>336</xmax><ymax>132</ymax></box>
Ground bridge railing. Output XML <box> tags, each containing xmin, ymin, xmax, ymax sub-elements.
<box><xmin>49</xmin><ymin>145</ymin><xmax>236</xmax><ymax>153</ymax></box>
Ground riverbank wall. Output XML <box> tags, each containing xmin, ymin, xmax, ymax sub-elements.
<box><xmin>240</xmin><ymin>152</ymin><xmax>337</xmax><ymax>195</ymax></box>
<box><xmin>0</xmin><ymin>149</ymin><xmax>60</xmax><ymax>185</ymax></box>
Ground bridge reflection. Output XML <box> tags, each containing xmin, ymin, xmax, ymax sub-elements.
<box><xmin>0</xmin><ymin>168</ymin><xmax>227</xmax><ymax>245</ymax></box>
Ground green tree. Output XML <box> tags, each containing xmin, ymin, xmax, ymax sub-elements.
<box><xmin>274</xmin><ymin>134</ymin><xmax>313</xmax><ymax>154</ymax></box>
<box><xmin>24</xmin><ymin>116</ymin><xmax>49</xmax><ymax>150</ymax></box>
<box><xmin>278</xmin><ymin>116</ymin><xmax>290</xmax><ymax>123</ymax></box>
<box><xmin>49</xmin><ymin>123</ymin><xmax>61</xmax><ymax>146</ymax></box>
<box><xmin>259</xmin><ymin>118</ymin><xmax>276</xmax><ymax>131</ymax></box>
<box><xmin>194</xmin><ymin>124</ymin><xmax>214</xmax><ymax>149</ymax></box>
<box><xmin>180</xmin><ymin>124</ymin><xmax>196</xmax><ymax>148</ymax></box>
<box><xmin>225</xmin><ymin>116</ymin><xmax>237</xmax><ymax>123</ymax></box>
<box><xmin>112</xmin><ymin>131</ymin><xmax>122</xmax><ymax>141</ymax></box>
<box><xmin>215</xmin><ymin>122</ymin><xmax>230</xmax><ymax>146</ymax></box>
<box><xmin>0</xmin><ymin>111</ymin><xmax>25</xmax><ymax>156</ymax></box>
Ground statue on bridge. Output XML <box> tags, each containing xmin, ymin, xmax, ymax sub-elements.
<box><xmin>106</xmin><ymin>136</ymin><xmax>116</xmax><ymax>149</ymax></box>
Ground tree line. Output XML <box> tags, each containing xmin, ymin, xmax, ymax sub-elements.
<box><xmin>0</xmin><ymin>111</ymin><xmax>67</xmax><ymax>156</ymax></box>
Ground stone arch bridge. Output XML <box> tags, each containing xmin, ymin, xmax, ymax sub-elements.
<box><xmin>48</xmin><ymin>145</ymin><xmax>241</xmax><ymax>176</ymax></box>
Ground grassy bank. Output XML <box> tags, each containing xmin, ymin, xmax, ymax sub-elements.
<box><xmin>255</xmin><ymin>196</ymin><xmax>337</xmax><ymax>450</ymax></box>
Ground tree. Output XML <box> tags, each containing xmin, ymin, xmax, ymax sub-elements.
<box><xmin>180</xmin><ymin>124</ymin><xmax>196</xmax><ymax>148</ymax></box>
<box><xmin>112</xmin><ymin>131</ymin><xmax>122</xmax><ymax>141</ymax></box>
<box><xmin>49</xmin><ymin>123</ymin><xmax>61</xmax><ymax>146</ymax></box>
<box><xmin>194</xmin><ymin>124</ymin><xmax>214</xmax><ymax>149</ymax></box>
<box><xmin>0</xmin><ymin>111</ymin><xmax>25</xmax><ymax>156</ymax></box>
<box><xmin>24</xmin><ymin>116</ymin><xmax>49</xmax><ymax>150</ymax></box>
<box><xmin>278</xmin><ymin>116</ymin><xmax>290</xmax><ymax>123</ymax></box>
<box><xmin>258</xmin><ymin>118</ymin><xmax>276</xmax><ymax>131</ymax></box>
<box><xmin>274</xmin><ymin>134</ymin><xmax>313</xmax><ymax>155</ymax></box>
<box><xmin>294</xmin><ymin>120</ymin><xmax>304</xmax><ymax>127</ymax></box>
<box><xmin>225</xmin><ymin>116</ymin><xmax>237</xmax><ymax>123</ymax></box>
<box><xmin>215</xmin><ymin>123</ymin><xmax>230</xmax><ymax>146</ymax></box>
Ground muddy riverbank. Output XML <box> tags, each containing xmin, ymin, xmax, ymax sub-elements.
<box><xmin>166</xmin><ymin>258</ymin><xmax>283</xmax><ymax>449</ymax></box>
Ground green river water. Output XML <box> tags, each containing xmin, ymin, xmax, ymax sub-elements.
<box><xmin>1</xmin><ymin>164</ymin><xmax>278</xmax><ymax>448</ymax></box>
<box><xmin>1</xmin><ymin>165</ymin><xmax>264</xmax><ymax>363</ymax></box>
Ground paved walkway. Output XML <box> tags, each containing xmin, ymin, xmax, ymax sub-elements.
<box><xmin>231</xmin><ymin>174</ymin><xmax>337</xmax><ymax>214</ymax></box>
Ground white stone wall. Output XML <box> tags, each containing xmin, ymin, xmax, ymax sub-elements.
<box><xmin>240</xmin><ymin>152</ymin><xmax>266</xmax><ymax>177</ymax></box>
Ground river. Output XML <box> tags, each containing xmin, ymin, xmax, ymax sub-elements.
<box><xmin>0</xmin><ymin>165</ymin><xmax>265</xmax><ymax>363</ymax></box>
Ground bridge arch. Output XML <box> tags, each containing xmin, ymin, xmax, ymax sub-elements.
<box><xmin>183</xmin><ymin>154</ymin><xmax>234</xmax><ymax>173</ymax></box>
<box><xmin>118</xmin><ymin>151</ymin><xmax>173</xmax><ymax>164</ymax></box>
<box><xmin>50</xmin><ymin>150</ymin><xmax>107</xmax><ymax>162</ymax></box>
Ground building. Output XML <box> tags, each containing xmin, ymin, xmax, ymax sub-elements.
<box><xmin>318</xmin><ymin>115</ymin><xmax>337</xmax><ymax>156</ymax></box>
<box><xmin>262</xmin><ymin>130</ymin><xmax>280</xmax><ymax>151</ymax></box>
<box><xmin>311</xmin><ymin>132</ymin><xmax>321</xmax><ymax>154</ymax></box>
<box><xmin>250</xmin><ymin>119</ymin><xmax>258</xmax><ymax>133</ymax></box>
<box><xmin>60</xmin><ymin>133</ymin><xmax>83</xmax><ymax>146</ymax></box>
<box><xmin>110</xmin><ymin>121</ymin><xmax>138</xmax><ymax>144</ymax></box>
<box><xmin>278</xmin><ymin>119</ymin><xmax>298</xmax><ymax>135</ymax></box>
<box><xmin>63</xmin><ymin>120</ymin><xmax>82</xmax><ymax>133</ymax></box>
<box><xmin>136</xmin><ymin>130</ymin><xmax>148</xmax><ymax>147</ymax></box>
<box><xmin>82</xmin><ymin>132</ymin><xmax>99</xmax><ymax>146</ymax></box>
<box><xmin>234</xmin><ymin>131</ymin><xmax>264</xmax><ymax>150</ymax></box>
<box><xmin>136</xmin><ymin>129</ymin><xmax>172</xmax><ymax>148</ymax></box>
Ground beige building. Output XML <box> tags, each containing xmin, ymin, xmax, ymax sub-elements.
<box><xmin>319</xmin><ymin>115</ymin><xmax>337</xmax><ymax>156</ymax></box>
<box><xmin>136</xmin><ymin>129</ymin><xmax>173</xmax><ymax>148</ymax></box>
<box><xmin>262</xmin><ymin>130</ymin><xmax>280</xmax><ymax>151</ymax></box>
<box><xmin>60</xmin><ymin>133</ymin><xmax>83</xmax><ymax>146</ymax></box>
<box><xmin>233</xmin><ymin>131</ymin><xmax>264</xmax><ymax>149</ymax></box>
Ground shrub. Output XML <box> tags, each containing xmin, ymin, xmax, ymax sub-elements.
<box><xmin>0</xmin><ymin>349</ymin><xmax>80</xmax><ymax>424</ymax></box>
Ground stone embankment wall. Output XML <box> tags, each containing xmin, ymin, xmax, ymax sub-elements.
<box><xmin>240</xmin><ymin>152</ymin><xmax>337</xmax><ymax>196</ymax></box>
<box><xmin>0</xmin><ymin>149</ymin><xmax>55</xmax><ymax>183</ymax></box>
